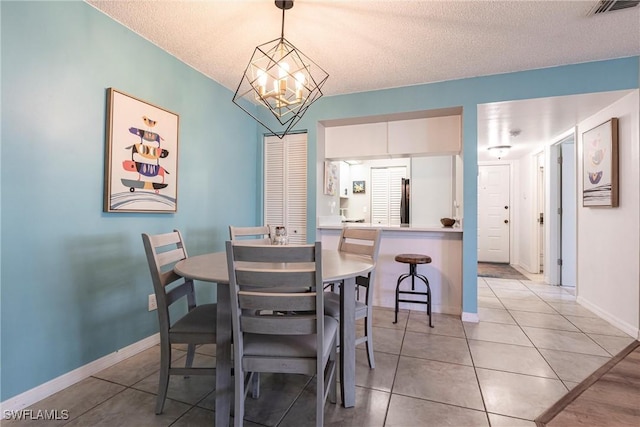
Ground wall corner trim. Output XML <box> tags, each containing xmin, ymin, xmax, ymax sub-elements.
<box><xmin>0</xmin><ymin>334</ymin><xmax>160</xmax><ymax>417</ymax></box>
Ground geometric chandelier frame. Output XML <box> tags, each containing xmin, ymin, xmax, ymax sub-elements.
<box><xmin>232</xmin><ymin>0</ymin><xmax>329</xmax><ymax>138</ymax></box>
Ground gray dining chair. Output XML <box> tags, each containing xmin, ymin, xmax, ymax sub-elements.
<box><xmin>226</xmin><ymin>241</ymin><xmax>338</xmax><ymax>427</ymax></box>
<box><xmin>324</xmin><ymin>227</ymin><xmax>381</xmax><ymax>368</ymax></box>
<box><xmin>142</xmin><ymin>230</ymin><xmax>217</xmax><ymax>414</ymax></box>
<box><xmin>228</xmin><ymin>225</ymin><xmax>272</xmax><ymax>244</ymax></box>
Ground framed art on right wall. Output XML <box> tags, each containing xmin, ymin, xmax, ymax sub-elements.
<box><xmin>582</xmin><ymin>117</ymin><xmax>619</xmax><ymax>207</ymax></box>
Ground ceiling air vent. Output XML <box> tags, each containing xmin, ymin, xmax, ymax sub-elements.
<box><xmin>588</xmin><ymin>0</ymin><xmax>640</xmax><ymax>15</ymax></box>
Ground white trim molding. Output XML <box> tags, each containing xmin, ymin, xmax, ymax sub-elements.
<box><xmin>576</xmin><ymin>297</ymin><xmax>639</xmax><ymax>340</ymax></box>
<box><xmin>1</xmin><ymin>334</ymin><xmax>159</xmax><ymax>417</ymax></box>
<box><xmin>462</xmin><ymin>312</ymin><xmax>479</xmax><ymax>323</ymax></box>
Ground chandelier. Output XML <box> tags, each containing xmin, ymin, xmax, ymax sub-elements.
<box><xmin>232</xmin><ymin>0</ymin><xmax>329</xmax><ymax>138</ymax></box>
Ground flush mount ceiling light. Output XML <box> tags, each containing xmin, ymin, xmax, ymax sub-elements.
<box><xmin>487</xmin><ymin>145</ymin><xmax>511</xmax><ymax>159</ymax></box>
<box><xmin>487</xmin><ymin>128</ymin><xmax>520</xmax><ymax>159</ymax></box>
<box><xmin>232</xmin><ymin>0</ymin><xmax>329</xmax><ymax>138</ymax></box>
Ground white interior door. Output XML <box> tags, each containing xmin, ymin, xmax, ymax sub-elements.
<box><xmin>478</xmin><ymin>164</ymin><xmax>510</xmax><ymax>263</ymax></box>
<box><xmin>561</xmin><ymin>140</ymin><xmax>576</xmax><ymax>286</ymax></box>
<box><xmin>538</xmin><ymin>158</ymin><xmax>545</xmax><ymax>273</ymax></box>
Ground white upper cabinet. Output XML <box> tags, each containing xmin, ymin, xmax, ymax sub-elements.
<box><xmin>325</xmin><ymin>115</ymin><xmax>461</xmax><ymax>159</ymax></box>
<box><xmin>388</xmin><ymin>115</ymin><xmax>461</xmax><ymax>156</ymax></box>
<box><xmin>325</xmin><ymin>122</ymin><xmax>387</xmax><ymax>159</ymax></box>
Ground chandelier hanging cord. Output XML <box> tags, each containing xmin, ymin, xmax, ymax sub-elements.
<box><xmin>277</xmin><ymin>0</ymin><xmax>294</xmax><ymax>37</ymax></box>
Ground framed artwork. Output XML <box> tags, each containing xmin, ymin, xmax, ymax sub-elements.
<box><xmin>582</xmin><ymin>117</ymin><xmax>618</xmax><ymax>207</ymax></box>
<box><xmin>324</xmin><ymin>161</ymin><xmax>337</xmax><ymax>195</ymax></box>
<box><xmin>103</xmin><ymin>88</ymin><xmax>179</xmax><ymax>213</ymax></box>
<box><xmin>353</xmin><ymin>180</ymin><xmax>365</xmax><ymax>194</ymax></box>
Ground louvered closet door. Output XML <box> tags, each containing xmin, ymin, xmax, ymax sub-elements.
<box><xmin>388</xmin><ymin>167</ymin><xmax>405</xmax><ymax>225</ymax></box>
<box><xmin>264</xmin><ymin>133</ymin><xmax>307</xmax><ymax>244</ymax></box>
<box><xmin>265</xmin><ymin>137</ymin><xmax>285</xmax><ymax>231</ymax></box>
<box><xmin>371</xmin><ymin>166</ymin><xmax>406</xmax><ymax>225</ymax></box>
<box><xmin>371</xmin><ymin>168</ymin><xmax>390</xmax><ymax>225</ymax></box>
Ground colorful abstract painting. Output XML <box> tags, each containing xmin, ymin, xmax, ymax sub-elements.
<box><xmin>104</xmin><ymin>88</ymin><xmax>179</xmax><ymax>213</ymax></box>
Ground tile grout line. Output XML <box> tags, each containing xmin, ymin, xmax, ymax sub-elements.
<box><xmin>461</xmin><ymin>313</ymin><xmax>493</xmax><ymax>426</ymax></box>
<box><xmin>381</xmin><ymin>309</ymin><xmax>409</xmax><ymax>427</ymax></box>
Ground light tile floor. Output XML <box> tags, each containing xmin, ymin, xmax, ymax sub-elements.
<box><xmin>6</xmin><ymin>277</ymin><xmax>637</xmax><ymax>426</ymax></box>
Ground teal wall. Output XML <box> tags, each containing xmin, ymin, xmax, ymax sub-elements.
<box><xmin>278</xmin><ymin>57</ymin><xmax>639</xmax><ymax>319</ymax></box>
<box><xmin>1</xmin><ymin>1</ymin><xmax>261</xmax><ymax>400</ymax></box>
<box><xmin>1</xmin><ymin>0</ymin><xmax>638</xmax><ymax>402</ymax></box>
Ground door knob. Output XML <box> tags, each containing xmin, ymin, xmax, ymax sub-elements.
<box><xmin>504</xmin><ymin>219</ymin><xmax>509</xmax><ymax>224</ymax></box>
<box><xmin>504</xmin><ymin>206</ymin><xmax>509</xmax><ymax>209</ymax></box>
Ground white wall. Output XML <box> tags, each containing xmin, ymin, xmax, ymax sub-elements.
<box><xmin>411</xmin><ymin>156</ymin><xmax>454</xmax><ymax>226</ymax></box>
<box><xmin>576</xmin><ymin>91</ymin><xmax>639</xmax><ymax>338</ymax></box>
<box><xmin>516</xmin><ymin>154</ymin><xmax>537</xmax><ymax>272</ymax></box>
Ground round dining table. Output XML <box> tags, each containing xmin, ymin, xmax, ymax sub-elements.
<box><xmin>174</xmin><ymin>249</ymin><xmax>374</xmax><ymax>427</ymax></box>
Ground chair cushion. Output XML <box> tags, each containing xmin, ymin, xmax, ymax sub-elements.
<box><xmin>323</xmin><ymin>292</ymin><xmax>367</xmax><ymax>319</ymax></box>
<box><xmin>243</xmin><ymin>316</ymin><xmax>338</xmax><ymax>360</ymax></box>
<box><xmin>170</xmin><ymin>303</ymin><xmax>217</xmax><ymax>335</ymax></box>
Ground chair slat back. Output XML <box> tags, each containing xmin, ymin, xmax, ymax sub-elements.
<box><xmin>226</xmin><ymin>242</ymin><xmax>323</xmax><ymax>336</ymax></box>
<box><xmin>142</xmin><ymin>230</ymin><xmax>196</xmax><ymax>330</ymax></box>
<box><xmin>338</xmin><ymin>227</ymin><xmax>382</xmax><ymax>261</ymax></box>
<box><xmin>229</xmin><ymin>225</ymin><xmax>272</xmax><ymax>245</ymax></box>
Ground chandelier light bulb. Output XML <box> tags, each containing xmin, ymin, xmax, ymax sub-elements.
<box><xmin>278</xmin><ymin>62</ymin><xmax>290</xmax><ymax>78</ymax></box>
<box><xmin>294</xmin><ymin>72</ymin><xmax>305</xmax><ymax>101</ymax></box>
<box><xmin>256</xmin><ymin>69</ymin><xmax>268</xmax><ymax>96</ymax></box>
<box><xmin>257</xmin><ymin>69</ymin><xmax>268</xmax><ymax>87</ymax></box>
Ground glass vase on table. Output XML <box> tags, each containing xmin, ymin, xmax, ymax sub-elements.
<box><xmin>272</xmin><ymin>226</ymin><xmax>289</xmax><ymax>245</ymax></box>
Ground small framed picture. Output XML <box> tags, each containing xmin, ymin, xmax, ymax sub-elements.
<box><xmin>353</xmin><ymin>180</ymin><xmax>365</xmax><ymax>194</ymax></box>
<box><xmin>324</xmin><ymin>161</ymin><xmax>337</xmax><ymax>195</ymax></box>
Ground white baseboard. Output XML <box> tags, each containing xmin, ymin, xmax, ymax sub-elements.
<box><xmin>1</xmin><ymin>334</ymin><xmax>159</xmax><ymax>416</ymax></box>
<box><xmin>462</xmin><ymin>312</ymin><xmax>479</xmax><ymax>323</ymax></box>
<box><xmin>576</xmin><ymin>297</ymin><xmax>640</xmax><ymax>339</ymax></box>
<box><xmin>516</xmin><ymin>262</ymin><xmax>534</xmax><ymax>274</ymax></box>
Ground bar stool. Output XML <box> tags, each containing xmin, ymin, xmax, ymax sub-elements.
<box><xmin>393</xmin><ymin>253</ymin><xmax>433</xmax><ymax>327</ymax></box>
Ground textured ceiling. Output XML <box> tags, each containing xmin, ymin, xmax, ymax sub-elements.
<box><xmin>87</xmin><ymin>0</ymin><xmax>640</xmax><ymax>159</ymax></box>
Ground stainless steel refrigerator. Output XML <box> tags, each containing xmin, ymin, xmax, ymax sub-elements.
<box><xmin>400</xmin><ymin>178</ymin><xmax>410</xmax><ymax>225</ymax></box>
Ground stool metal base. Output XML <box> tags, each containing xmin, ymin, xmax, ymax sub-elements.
<box><xmin>393</xmin><ymin>263</ymin><xmax>433</xmax><ymax>327</ymax></box>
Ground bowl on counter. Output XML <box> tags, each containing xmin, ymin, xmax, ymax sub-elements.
<box><xmin>440</xmin><ymin>218</ymin><xmax>455</xmax><ymax>227</ymax></box>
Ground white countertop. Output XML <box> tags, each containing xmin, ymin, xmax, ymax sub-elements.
<box><xmin>317</xmin><ymin>222</ymin><xmax>462</xmax><ymax>233</ymax></box>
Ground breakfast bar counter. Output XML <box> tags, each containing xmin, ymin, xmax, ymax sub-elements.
<box><xmin>317</xmin><ymin>224</ymin><xmax>463</xmax><ymax>316</ymax></box>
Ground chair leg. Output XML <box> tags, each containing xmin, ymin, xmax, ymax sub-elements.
<box><xmin>234</xmin><ymin>369</ymin><xmax>245</xmax><ymax>427</ymax></box>
<box><xmin>415</xmin><ymin>273</ymin><xmax>433</xmax><ymax>328</ymax></box>
<box><xmin>185</xmin><ymin>343</ymin><xmax>196</xmax><ymax>369</ymax></box>
<box><xmin>394</xmin><ymin>273</ymin><xmax>411</xmax><ymax>323</ymax></box>
<box><xmin>364</xmin><ymin>313</ymin><xmax>375</xmax><ymax>369</ymax></box>
<box><xmin>329</xmin><ymin>337</ymin><xmax>337</xmax><ymax>404</ymax></box>
<box><xmin>155</xmin><ymin>341</ymin><xmax>171</xmax><ymax>414</ymax></box>
<box><xmin>316</xmin><ymin>374</ymin><xmax>324</xmax><ymax>427</ymax></box>
<box><xmin>250</xmin><ymin>372</ymin><xmax>260</xmax><ymax>399</ymax></box>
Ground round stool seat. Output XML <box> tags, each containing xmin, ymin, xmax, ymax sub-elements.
<box><xmin>395</xmin><ymin>254</ymin><xmax>432</xmax><ymax>264</ymax></box>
